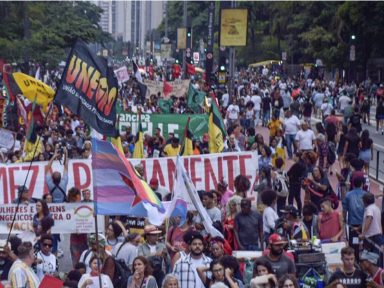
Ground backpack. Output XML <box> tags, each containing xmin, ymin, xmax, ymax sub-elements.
<box><xmin>327</xmin><ymin>142</ymin><xmax>336</xmax><ymax>165</ymax></box>
<box><xmin>113</xmin><ymin>242</ymin><xmax>130</xmax><ymax>288</ymax></box>
<box><xmin>50</xmin><ymin>185</ymin><xmax>67</xmax><ymax>202</ymax></box>
<box><xmin>273</xmin><ymin>171</ymin><xmax>289</xmax><ymax>197</ymax></box>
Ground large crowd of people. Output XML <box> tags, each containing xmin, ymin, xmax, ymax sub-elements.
<box><xmin>0</xmin><ymin>64</ymin><xmax>383</xmax><ymax>288</ymax></box>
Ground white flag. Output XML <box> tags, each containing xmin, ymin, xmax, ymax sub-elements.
<box><xmin>175</xmin><ymin>156</ymin><xmax>224</xmax><ymax>238</ymax></box>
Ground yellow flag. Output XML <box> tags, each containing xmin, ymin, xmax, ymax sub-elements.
<box><xmin>132</xmin><ymin>121</ymin><xmax>144</xmax><ymax>158</ymax></box>
<box><xmin>12</xmin><ymin>72</ymin><xmax>55</xmax><ymax>109</ymax></box>
<box><xmin>181</xmin><ymin>118</ymin><xmax>193</xmax><ymax>156</ymax></box>
<box><xmin>111</xmin><ymin>136</ymin><xmax>124</xmax><ymax>154</ymax></box>
<box><xmin>208</xmin><ymin>101</ymin><xmax>226</xmax><ymax>153</ymax></box>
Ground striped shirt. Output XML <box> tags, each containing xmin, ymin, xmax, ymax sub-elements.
<box><xmin>8</xmin><ymin>259</ymin><xmax>40</xmax><ymax>288</ymax></box>
<box><xmin>173</xmin><ymin>254</ymin><xmax>212</xmax><ymax>288</ymax></box>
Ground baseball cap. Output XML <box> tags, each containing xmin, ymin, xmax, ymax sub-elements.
<box><xmin>144</xmin><ymin>225</ymin><xmax>162</xmax><ymax>235</ymax></box>
<box><xmin>280</xmin><ymin>205</ymin><xmax>300</xmax><ymax>218</ymax></box>
<box><xmin>269</xmin><ymin>233</ymin><xmax>287</xmax><ymax>245</ymax></box>
<box><xmin>360</xmin><ymin>250</ymin><xmax>379</xmax><ymax>265</ymax></box>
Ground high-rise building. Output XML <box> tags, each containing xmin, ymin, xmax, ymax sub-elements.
<box><xmin>95</xmin><ymin>1</ymin><xmax>116</xmax><ymax>34</ymax></box>
<box><xmin>96</xmin><ymin>0</ymin><xmax>165</xmax><ymax>52</ymax></box>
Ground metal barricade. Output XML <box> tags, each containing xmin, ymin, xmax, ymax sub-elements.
<box><xmin>369</xmin><ymin>145</ymin><xmax>384</xmax><ymax>184</ymax></box>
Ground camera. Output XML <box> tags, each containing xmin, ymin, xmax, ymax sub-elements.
<box><xmin>58</xmin><ymin>140</ymin><xmax>67</xmax><ymax>155</ymax></box>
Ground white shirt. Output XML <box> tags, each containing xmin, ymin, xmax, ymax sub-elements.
<box><xmin>112</xmin><ymin>242</ymin><xmax>138</xmax><ymax>270</ymax></box>
<box><xmin>321</xmin><ymin>102</ymin><xmax>333</xmax><ymax>116</ymax></box>
<box><xmin>284</xmin><ymin>115</ymin><xmax>301</xmax><ymax>135</ymax></box>
<box><xmin>77</xmin><ymin>273</ymin><xmax>113</xmax><ymax>288</ymax></box>
<box><xmin>338</xmin><ymin>95</ymin><xmax>350</xmax><ymax>110</ymax></box>
<box><xmin>243</xmin><ymin>95</ymin><xmax>251</xmax><ymax>105</ymax></box>
<box><xmin>222</xmin><ymin>93</ymin><xmax>229</xmax><ymax>108</ymax></box>
<box><xmin>227</xmin><ymin>104</ymin><xmax>239</xmax><ymax>120</ymax></box>
<box><xmin>79</xmin><ymin>249</ymin><xmax>112</xmax><ymax>273</ymax></box>
<box><xmin>295</xmin><ymin>129</ymin><xmax>315</xmax><ymax>150</ymax></box>
<box><xmin>263</xmin><ymin>206</ymin><xmax>279</xmax><ymax>233</ymax></box>
<box><xmin>363</xmin><ymin>204</ymin><xmax>382</xmax><ymax>238</ymax></box>
<box><xmin>36</xmin><ymin>252</ymin><xmax>57</xmax><ymax>281</ymax></box>
<box><xmin>190</xmin><ymin>257</ymin><xmax>205</xmax><ymax>288</ymax></box>
<box><xmin>251</xmin><ymin>95</ymin><xmax>262</xmax><ymax>110</ymax></box>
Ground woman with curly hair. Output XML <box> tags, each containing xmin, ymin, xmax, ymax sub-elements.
<box><xmin>278</xmin><ymin>274</ymin><xmax>299</xmax><ymax>288</ymax></box>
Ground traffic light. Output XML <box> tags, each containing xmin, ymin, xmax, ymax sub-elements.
<box><xmin>186</xmin><ymin>27</ymin><xmax>192</xmax><ymax>49</ymax></box>
<box><xmin>219</xmin><ymin>55</ymin><xmax>226</xmax><ymax>72</ymax></box>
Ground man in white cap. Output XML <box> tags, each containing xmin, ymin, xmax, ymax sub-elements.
<box><xmin>359</xmin><ymin>250</ymin><xmax>383</xmax><ymax>286</ymax></box>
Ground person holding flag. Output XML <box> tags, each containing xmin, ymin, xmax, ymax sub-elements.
<box><xmin>132</xmin><ymin>112</ymin><xmax>144</xmax><ymax>159</ymax></box>
<box><xmin>209</xmin><ymin>96</ymin><xmax>227</xmax><ymax>154</ymax></box>
<box><xmin>180</xmin><ymin>117</ymin><xmax>193</xmax><ymax>156</ymax></box>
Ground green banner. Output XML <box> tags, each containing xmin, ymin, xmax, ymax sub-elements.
<box><xmin>118</xmin><ymin>113</ymin><xmax>208</xmax><ymax>139</ymax></box>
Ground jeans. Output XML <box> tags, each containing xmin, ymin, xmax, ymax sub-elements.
<box><xmin>288</xmin><ymin>182</ymin><xmax>302</xmax><ymax>213</ymax></box>
<box><xmin>263</xmin><ymin>110</ymin><xmax>270</xmax><ymax>126</ymax></box>
<box><xmin>277</xmin><ymin>196</ymin><xmax>287</xmax><ymax>217</ymax></box>
<box><xmin>348</xmin><ymin>226</ymin><xmax>361</xmax><ymax>261</ymax></box>
<box><xmin>285</xmin><ymin>134</ymin><xmax>296</xmax><ymax>158</ymax></box>
<box><xmin>243</xmin><ymin>244</ymin><xmax>260</xmax><ymax>251</ymax></box>
<box><xmin>255</xmin><ymin>110</ymin><xmax>261</xmax><ymax>127</ymax></box>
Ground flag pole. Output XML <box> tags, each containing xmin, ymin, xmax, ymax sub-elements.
<box><xmin>6</xmin><ymin>92</ymin><xmax>54</xmax><ymax>244</ymax></box>
<box><xmin>179</xmin><ymin>117</ymin><xmax>191</xmax><ymax>156</ymax></box>
<box><xmin>94</xmin><ymin>213</ymin><xmax>103</xmax><ymax>288</ymax></box>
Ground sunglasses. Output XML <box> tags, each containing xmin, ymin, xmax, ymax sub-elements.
<box><xmin>43</xmin><ymin>243</ymin><xmax>53</xmax><ymax>248</ymax></box>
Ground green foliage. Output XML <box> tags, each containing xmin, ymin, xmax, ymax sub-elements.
<box><xmin>157</xmin><ymin>1</ymin><xmax>384</xmax><ymax>70</ymax></box>
<box><xmin>0</xmin><ymin>1</ymin><xmax>111</xmax><ymax>66</ymax></box>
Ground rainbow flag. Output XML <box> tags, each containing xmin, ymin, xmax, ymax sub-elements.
<box><xmin>91</xmin><ymin>138</ymin><xmax>164</xmax><ymax>215</ymax></box>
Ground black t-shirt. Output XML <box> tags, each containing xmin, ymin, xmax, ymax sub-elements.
<box><xmin>328</xmin><ymin>268</ymin><xmax>367</xmax><ymax>288</ymax></box>
<box><xmin>349</xmin><ymin>113</ymin><xmax>362</xmax><ymax>132</ymax></box>
<box><xmin>262</xmin><ymin>96</ymin><xmax>271</xmax><ymax>112</ymax></box>
<box><xmin>0</xmin><ymin>259</ymin><xmax>13</xmax><ymax>280</ymax></box>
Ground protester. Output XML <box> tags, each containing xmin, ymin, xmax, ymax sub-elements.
<box><xmin>113</xmin><ymin>233</ymin><xmax>140</xmax><ymax>272</ymax></box>
<box><xmin>126</xmin><ymin>256</ymin><xmax>158</xmax><ymax>288</ymax></box>
<box><xmin>234</xmin><ymin>198</ymin><xmax>263</xmax><ymax>251</ymax></box>
<box><xmin>317</xmin><ymin>198</ymin><xmax>343</xmax><ymax>242</ymax></box>
<box><xmin>250</xmin><ymin>259</ymin><xmax>277</xmax><ymax>288</ymax></box>
<box><xmin>77</xmin><ymin>256</ymin><xmax>114</xmax><ymax>288</ymax></box>
<box><xmin>342</xmin><ymin>177</ymin><xmax>367</xmax><ymax>260</ymax></box>
<box><xmin>359</xmin><ymin>250</ymin><xmax>384</xmax><ymax>287</ymax></box>
<box><xmin>328</xmin><ymin>247</ymin><xmax>367</xmax><ymax>288</ymax></box>
<box><xmin>360</xmin><ymin>193</ymin><xmax>383</xmax><ymax>262</ymax></box>
<box><xmin>173</xmin><ymin>231</ymin><xmax>212</xmax><ymax>288</ymax></box>
<box><xmin>35</xmin><ymin>234</ymin><xmax>58</xmax><ymax>281</ymax></box>
<box><xmin>161</xmin><ymin>274</ymin><xmax>180</xmax><ymax>288</ymax></box>
<box><xmin>45</xmin><ymin>146</ymin><xmax>69</xmax><ymax>203</ymax></box>
<box><xmin>0</xmin><ymin>240</ymin><xmax>15</xmax><ymax>282</ymax></box>
<box><xmin>12</xmin><ymin>185</ymin><xmax>35</xmax><ymax>204</ymax></box>
<box><xmin>8</xmin><ymin>242</ymin><xmax>40</xmax><ymax>288</ymax></box>
<box><xmin>139</xmin><ymin>225</ymin><xmax>169</xmax><ymax>286</ymax></box>
<box><xmin>256</xmin><ymin>233</ymin><xmax>296</xmax><ymax>280</ymax></box>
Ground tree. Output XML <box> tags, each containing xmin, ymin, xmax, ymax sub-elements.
<box><xmin>0</xmin><ymin>1</ymin><xmax>111</xmax><ymax>67</ymax></box>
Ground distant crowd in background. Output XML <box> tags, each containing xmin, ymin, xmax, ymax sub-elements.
<box><xmin>0</xmin><ymin>64</ymin><xmax>383</xmax><ymax>288</ymax></box>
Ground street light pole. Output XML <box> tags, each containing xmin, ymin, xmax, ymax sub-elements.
<box><xmin>349</xmin><ymin>34</ymin><xmax>356</xmax><ymax>83</ymax></box>
<box><xmin>228</xmin><ymin>0</ymin><xmax>236</xmax><ymax>98</ymax></box>
<box><xmin>182</xmin><ymin>1</ymin><xmax>187</xmax><ymax>79</ymax></box>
